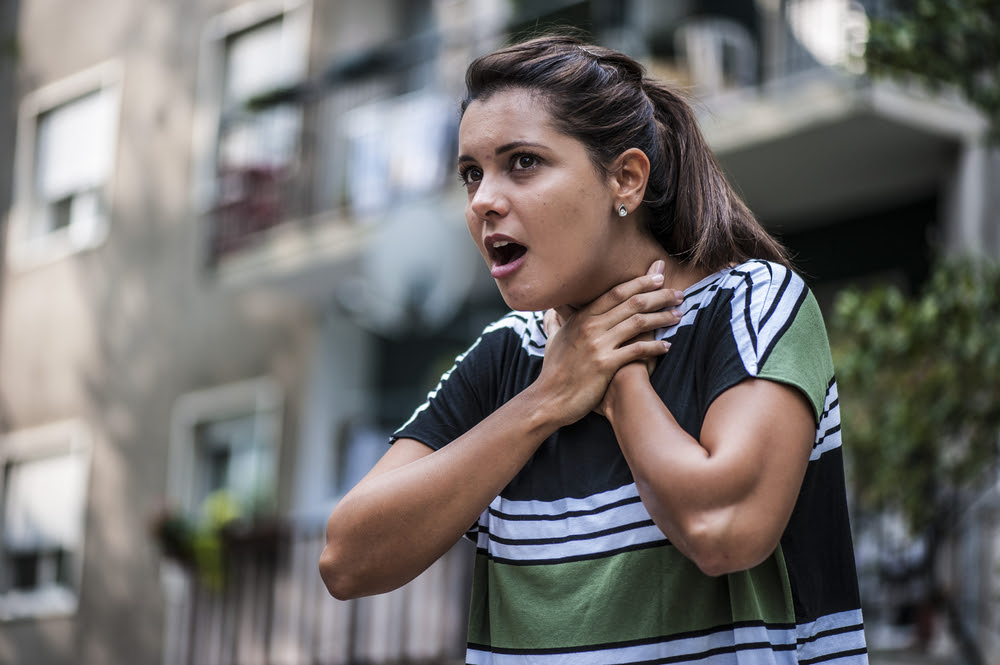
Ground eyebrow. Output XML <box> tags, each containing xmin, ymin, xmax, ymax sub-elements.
<box><xmin>457</xmin><ymin>140</ymin><xmax>548</xmax><ymax>164</ymax></box>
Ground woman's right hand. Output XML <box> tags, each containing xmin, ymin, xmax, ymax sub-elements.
<box><xmin>537</xmin><ymin>261</ymin><xmax>684</xmax><ymax>426</ymax></box>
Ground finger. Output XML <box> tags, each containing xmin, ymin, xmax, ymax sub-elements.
<box><xmin>608</xmin><ymin>308</ymin><xmax>683</xmax><ymax>345</ymax></box>
<box><xmin>543</xmin><ymin>308</ymin><xmax>563</xmax><ymax>337</ymax></box>
<box><xmin>553</xmin><ymin>305</ymin><xmax>577</xmax><ymax>326</ymax></box>
<box><xmin>601</xmin><ymin>286</ymin><xmax>684</xmax><ymax>332</ymax></box>
<box><xmin>587</xmin><ymin>271</ymin><xmax>666</xmax><ymax>316</ymax></box>
<box><xmin>612</xmin><ymin>338</ymin><xmax>672</xmax><ymax>367</ymax></box>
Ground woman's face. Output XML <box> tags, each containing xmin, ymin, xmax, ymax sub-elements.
<box><xmin>458</xmin><ymin>88</ymin><xmax>632</xmax><ymax>312</ymax></box>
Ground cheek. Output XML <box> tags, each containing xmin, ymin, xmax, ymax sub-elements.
<box><xmin>466</xmin><ymin>212</ymin><xmax>486</xmax><ymax>258</ymax></box>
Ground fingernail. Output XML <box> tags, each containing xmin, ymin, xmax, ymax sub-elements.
<box><xmin>651</xmin><ymin>273</ymin><xmax>664</xmax><ymax>285</ymax></box>
<box><xmin>662</xmin><ymin>341</ymin><xmax>672</xmax><ymax>351</ymax></box>
<box><xmin>674</xmin><ymin>290</ymin><xmax>685</xmax><ymax>300</ymax></box>
<box><xmin>671</xmin><ymin>309</ymin><xmax>683</xmax><ymax>318</ymax></box>
<box><xmin>652</xmin><ymin>260</ymin><xmax>665</xmax><ymax>276</ymax></box>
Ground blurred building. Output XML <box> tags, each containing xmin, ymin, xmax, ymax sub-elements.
<box><xmin>0</xmin><ymin>1</ymin><xmax>995</xmax><ymax>664</ymax></box>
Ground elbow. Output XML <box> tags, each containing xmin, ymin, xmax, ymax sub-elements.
<box><xmin>319</xmin><ymin>542</ymin><xmax>365</xmax><ymax>601</ymax></box>
<box><xmin>673</xmin><ymin>513</ymin><xmax>777</xmax><ymax>578</ymax></box>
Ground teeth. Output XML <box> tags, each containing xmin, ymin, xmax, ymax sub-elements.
<box><xmin>492</xmin><ymin>240</ymin><xmax>510</xmax><ymax>248</ymax></box>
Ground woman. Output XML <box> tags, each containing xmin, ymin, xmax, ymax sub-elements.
<box><xmin>321</xmin><ymin>35</ymin><xmax>868</xmax><ymax>665</ymax></box>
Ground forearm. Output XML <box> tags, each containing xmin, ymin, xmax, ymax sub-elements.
<box><xmin>320</xmin><ymin>382</ymin><xmax>564</xmax><ymax>599</ymax></box>
<box><xmin>604</xmin><ymin>370</ymin><xmax>730</xmax><ymax>565</ymax></box>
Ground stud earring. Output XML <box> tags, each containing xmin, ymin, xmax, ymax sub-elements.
<box><xmin>617</xmin><ymin>204</ymin><xmax>628</xmax><ymax>217</ymax></box>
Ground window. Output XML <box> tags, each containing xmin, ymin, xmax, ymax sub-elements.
<box><xmin>168</xmin><ymin>378</ymin><xmax>282</xmax><ymax>518</ymax></box>
<box><xmin>0</xmin><ymin>421</ymin><xmax>91</xmax><ymax>620</ymax></box>
<box><xmin>192</xmin><ymin>1</ymin><xmax>311</xmax><ymax>261</ymax></box>
<box><xmin>8</xmin><ymin>62</ymin><xmax>121</xmax><ymax>270</ymax></box>
<box><xmin>342</xmin><ymin>90</ymin><xmax>456</xmax><ymax>219</ymax></box>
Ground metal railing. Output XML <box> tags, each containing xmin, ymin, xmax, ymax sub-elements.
<box><xmin>165</xmin><ymin>520</ymin><xmax>472</xmax><ymax>665</ymax></box>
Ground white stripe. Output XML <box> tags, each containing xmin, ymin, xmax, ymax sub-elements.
<box><xmin>486</xmin><ymin>483</ymin><xmax>639</xmax><ymax>517</ymax></box>
<box><xmin>484</xmin><ymin>522</ymin><xmax>666</xmax><ymax>562</ymax></box>
<box><xmin>487</xmin><ymin>495</ymin><xmax>654</xmax><ymax>543</ymax></box>
<box><xmin>467</xmin><ymin>623</ymin><xmax>799</xmax><ymax>665</ymax></box>
<box><xmin>796</xmin><ymin>609</ymin><xmax>868</xmax><ymax>663</ymax></box>
<box><xmin>729</xmin><ymin>262</ymin><xmax>806</xmax><ymax>377</ymax></box>
<box><xmin>812</xmin><ymin>382</ymin><xmax>842</xmax><ymax>460</ymax></box>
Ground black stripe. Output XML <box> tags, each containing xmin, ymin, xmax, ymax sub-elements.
<box><xmin>684</xmin><ymin>273</ymin><xmax>725</xmax><ymax>300</ymax></box>
<box><xmin>820</xmin><ymin>397</ymin><xmax>839</xmax><ymax>421</ymax></box>
<box><xmin>486</xmin><ymin>519</ymin><xmax>656</xmax><ymax>547</ymax></box>
<box><xmin>488</xmin><ymin>494</ymin><xmax>643</xmax><ymax>521</ymax></box>
<box><xmin>759</xmin><ymin>265</ymin><xmax>790</xmax><ymax>328</ymax></box>
<box><xmin>799</xmin><ymin>646</ymin><xmax>869</xmax><ymax>665</ymax></box>
<box><xmin>813</xmin><ymin>423</ymin><xmax>841</xmax><ymax>449</ymax></box>
<box><xmin>468</xmin><ymin>618</ymin><xmax>798</xmax><ymax>657</ymax></box>
<box><xmin>735</xmin><ymin>271</ymin><xmax>759</xmax><ymax>353</ymax></box>
<box><xmin>758</xmin><ymin>285</ymin><xmax>807</xmax><ymax>368</ymax></box>
<box><xmin>797</xmin><ymin>622</ymin><xmax>865</xmax><ymax>646</ymax></box>
<box><xmin>476</xmin><ymin>537</ymin><xmax>669</xmax><ymax>566</ymax></box>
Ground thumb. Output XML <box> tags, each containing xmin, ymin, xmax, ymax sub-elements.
<box><xmin>552</xmin><ymin>305</ymin><xmax>575</xmax><ymax>323</ymax></box>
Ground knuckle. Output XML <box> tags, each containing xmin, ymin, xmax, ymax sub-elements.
<box><xmin>611</xmin><ymin>283</ymin><xmax>633</xmax><ymax>301</ymax></box>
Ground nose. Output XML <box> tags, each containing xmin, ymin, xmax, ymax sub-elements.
<box><xmin>468</xmin><ymin>175</ymin><xmax>509</xmax><ymax>221</ymax></box>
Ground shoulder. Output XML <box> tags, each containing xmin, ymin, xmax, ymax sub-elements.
<box><xmin>476</xmin><ymin>310</ymin><xmax>548</xmax><ymax>359</ymax></box>
<box><xmin>719</xmin><ymin>259</ymin><xmax>807</xmax><ymax>296</ymax></box>
<box><xmin>717</xmin><ymin>260</ymin><xmax>812</xmax><ymax>327</ymax></box>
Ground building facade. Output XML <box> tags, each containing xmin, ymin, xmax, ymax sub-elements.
<box><xmin>0</xmin><ymin>1</ymin><xmax>995</xmax><ymax>664</ymax></box>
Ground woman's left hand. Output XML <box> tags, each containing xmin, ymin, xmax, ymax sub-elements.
<box><xmin>543</xmin><ymin>261</ymin><xmax>684</xmax><ymax>417</ymax></box>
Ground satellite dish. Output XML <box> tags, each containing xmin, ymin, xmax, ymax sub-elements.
<box><xmin>336</xmin><ymin>198</ymin><xmax>479</xmax><ymax>337</ymax></box>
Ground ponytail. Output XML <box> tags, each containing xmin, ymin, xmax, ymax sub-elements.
<box><xmin>640</xmin><ymin>80</ymin><xmax>790</xmax><ymax>269</ymax></box>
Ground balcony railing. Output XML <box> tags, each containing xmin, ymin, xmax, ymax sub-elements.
<box><xmin>206</xmin><ymin>51</ymin><xmax>456</xmax><ymax>267</ymax></box>
<box><xmin>164</xmin><ymin>520</ymin><xmax>472</xmax><ymax>665</ymax></box>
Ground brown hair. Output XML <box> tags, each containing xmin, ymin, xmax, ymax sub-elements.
<box><xmin>460</xmin><ymin>35</ymin><xmax>790</xmax><ymax>272</ymax></box>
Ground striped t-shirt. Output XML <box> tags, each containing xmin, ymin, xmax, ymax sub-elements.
<box><xmin>394</xmin><ymin>260</ymin><xmax>868</xmax><ymax>665</ymax></box>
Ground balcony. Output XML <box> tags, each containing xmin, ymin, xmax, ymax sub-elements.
<box><xmin>162</xmin><ymin>520</ymin><xmax>473</xmax><ymax>665</ymax></box>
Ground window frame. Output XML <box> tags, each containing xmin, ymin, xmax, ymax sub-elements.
<box><xmin>167</xmin><ymin>377</ymin><xmax>283</xmax><ymax>517</ymax></box>
<box><xmin>7</xmin><ymin>61</ymin><xmax>123</xmax><ymax>271</ymax></box>
<box><xmin>190</xmin><ymin>0</ymin><xmax>312</xmax><ymax>221</ymax></box>
<box><xmin>0</xmin><ymin>420</ymin><xmax>92</xmax><ymax>621</ymax></box>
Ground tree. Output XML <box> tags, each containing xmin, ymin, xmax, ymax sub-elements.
<box><xmin>830</xmin><ymin>258</ymin><xmax>1000</xmax><ymax>530</ymax></box>
<box><xmin>865</xmin><ymin>0</ymin><xmax>1000</xmax><ymax>141</ymax></box>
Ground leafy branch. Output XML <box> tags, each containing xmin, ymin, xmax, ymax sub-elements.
<box><xmin>865</xmin><ymin>0</ymin><xmax>1000</xmax><ymax>141</ymax></box>
<box><xmin>830</xmin><ymin>258</ymin><xmax>1000</xmax><ymax>528</ymax></box>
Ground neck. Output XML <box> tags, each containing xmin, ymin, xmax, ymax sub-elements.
<box><xmin>619</xmin><ymin>237</ymin><xmax>711</xmax><ymax>294</ymax></box>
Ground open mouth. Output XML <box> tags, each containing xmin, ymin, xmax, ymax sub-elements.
<box><xmin>489</xmin><ymin>239</ymin><xmax>527</xmax><ymax>266</ymax></box>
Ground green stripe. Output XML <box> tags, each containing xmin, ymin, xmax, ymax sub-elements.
<box><xmin>758</xmin><ymin>291</ymin><xmax>834</xmax><ymax>421</ymax></box>
<box><xmin>468</xmin><ymin>545</ymin><xmax>795</xmax><ymax>651</ymax></box>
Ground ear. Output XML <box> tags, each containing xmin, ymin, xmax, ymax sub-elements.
<box><xmin>610</xmin><ymin>148</ymin><xmax>650</xmax><ymax>212</ymax></box>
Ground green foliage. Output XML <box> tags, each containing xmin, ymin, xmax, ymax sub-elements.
<box><xmin>831</xmin><ymin>258</ymin><xmax>1000</xmax><ymax>528</ymax></box>
<box><xmin>865</xmin><ymin>0</ymin><xmax>1000</xmax><ymax>141</ymax></box>
<box><xmin>149</xmin><ymin>490</ymin><xmax>244</xmax><ymax>590</ymax></box>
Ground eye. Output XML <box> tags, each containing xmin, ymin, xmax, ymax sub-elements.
<box><xmin>512</xmin><ymin>153</ymin><xmax>539</xmax><ymax>170</ymax></box>
<box><xmin>457</xmin><ymin>164</ymin><xmax>482</xmax><ymax>187</ymax></box>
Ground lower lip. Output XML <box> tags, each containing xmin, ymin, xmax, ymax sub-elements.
<box><xmin>490</xmin><ymin>254</ymin><xmax>525</xmax><ymax>280</ymax></box>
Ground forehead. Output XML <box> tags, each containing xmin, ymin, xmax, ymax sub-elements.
<box><xmin>458</xmin><ymin>88</ymin><xmax>561</xmax><ymax>149</ymax></box>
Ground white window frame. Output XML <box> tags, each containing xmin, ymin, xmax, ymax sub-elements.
<box><xmin>7</xmin><ymin>61</ymin><xmax>123</xmax><ymax>271</ymax></box>
<box><xmin>190</xmin><ymin>0</ymin><xmax>312</xmax><ymax>217</ymax></box>
<box><xmin>167</xmin><ymin>377</ymin><xmax>283</xmax><ymax>516</ymax></box>
<box><xmin>0</xmin><ymin>420</ymin><xmax>92</xmax><ymax>621</ymax></box>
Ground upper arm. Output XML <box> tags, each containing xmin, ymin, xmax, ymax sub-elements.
<box><xmin>697</xmin><ymin>378</ymin><xmax>815</xmax><ymax>566</ymax></box>
<box><xmin>359</xmin><ymin>437</ymin><xmax>435</xmax><ymax>483</ymax></box>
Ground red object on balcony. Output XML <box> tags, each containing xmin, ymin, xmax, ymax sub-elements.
<box><xmin>210</xmin><ymin>164</ymin><xmax>288</xmax><ymax>262</ymax></box>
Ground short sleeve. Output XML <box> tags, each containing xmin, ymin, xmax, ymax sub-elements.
<box><xmin>701</xmin><ymin>262</ymin><xmax>834</xmax><ymax>423</ymax></box>
<box><xmin>391</xmin><ymin>322</ymin><xmax>506</xmax><ymax>451</ymax></box>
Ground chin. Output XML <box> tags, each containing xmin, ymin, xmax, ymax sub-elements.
<box><xmin>496</xmin><ymin>286</ymin><xmax>550</xmax><ymax>313</ymax></box>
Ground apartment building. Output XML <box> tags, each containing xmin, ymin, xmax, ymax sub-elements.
<box><xmin>0</xmin><ymin>1</ymin><xmax>995</xmax><ymax>664</ymax></box>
